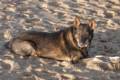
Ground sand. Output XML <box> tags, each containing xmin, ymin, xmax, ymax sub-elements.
<box><xmin>0</xmin><ymin>0</ymin><xmax>120</xmax><ymax>80</ymax></box>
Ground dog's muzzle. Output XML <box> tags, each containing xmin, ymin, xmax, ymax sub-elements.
<box><xmin>77</xmin><ymin>42</ymin><xmax>88</xmax><ymax>48</ymax></box>
<box><xmin>76</xmin><ymin>38</ymin><xmax>88</xmax><ymax>48</ymax></box>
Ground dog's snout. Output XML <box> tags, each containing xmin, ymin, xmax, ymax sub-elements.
<box><xmin>78</xmin><ymin>42</ymin><xmax>88</xmax><ymax>48</ymax></box>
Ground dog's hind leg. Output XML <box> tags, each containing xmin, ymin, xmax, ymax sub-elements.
<box><xmin>10</xmin><ymin>39</ymin><xmax>36</xmax><ymax>57</ymax></box>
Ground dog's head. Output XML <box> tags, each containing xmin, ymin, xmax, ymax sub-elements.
<box><xmin>72</xmin><ymin>16</ymin><xmax>96</xmax><ymax>48</ymax></box>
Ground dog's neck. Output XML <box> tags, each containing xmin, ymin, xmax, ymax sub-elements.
<box><xmin>63</xmin><ymin>27</ymin><xmax>80</xmax><ymax>51</ymax></box>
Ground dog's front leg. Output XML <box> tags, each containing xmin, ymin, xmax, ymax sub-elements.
<box><xmin>69</xmin><ymin>51</ymin><xmax>84</xmax><ymax>63</ymax></box>
<box><xmin>80</xmin><ymin>48</ymin><xmax>89</xmax><ymax>58</ymax></box>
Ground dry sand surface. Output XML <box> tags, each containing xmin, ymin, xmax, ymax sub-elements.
<box><xmin>0</xmin><ymin>0</ymin><xmax>120</xmax><ymax>80</ymax></box>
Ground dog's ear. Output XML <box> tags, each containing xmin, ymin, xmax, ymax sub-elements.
<box><xmin>73</xmin><ymin>16</ymin><xmax>80</xmax><ymax>28</ymax></box>
<box><xmin>89</xmin><ymin>20</ymin><xmax>96</xmax><ymax>30</ymax></box>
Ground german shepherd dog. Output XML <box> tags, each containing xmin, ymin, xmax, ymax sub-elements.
<box><xmin>8</xmin><ymin>16</ymin><xmax>96</xmax><ymax>62</ymax></box>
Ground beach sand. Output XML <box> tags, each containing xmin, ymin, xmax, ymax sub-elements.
<box><xmin>0</xmin><ymin>0</ymin><xmax>120</xmax><ymax>80</ymax></box>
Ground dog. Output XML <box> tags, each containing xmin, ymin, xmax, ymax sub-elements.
<box><xmin>8</xmin><ymin>16</ymin><xmax>96</xmax><ymax>62</ymax></box>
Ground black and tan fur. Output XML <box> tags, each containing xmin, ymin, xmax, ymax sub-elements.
<box><xmin>8</xmin><ymin>16</ymin><xmax>96</xmax><ymax>62</ymax></box>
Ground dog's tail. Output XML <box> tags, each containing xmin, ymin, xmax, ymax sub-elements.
<box><xmin>80</xmin><ymin>56</ymin><xmax>120</xmax><ymax>71</ymax></box>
